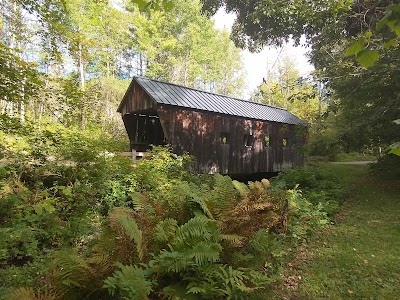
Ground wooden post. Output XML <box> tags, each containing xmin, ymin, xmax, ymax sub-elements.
<box><xmin>131</xmin><ymin>149</ymin><xmax>136</xmax><ymax>162</ymax></box>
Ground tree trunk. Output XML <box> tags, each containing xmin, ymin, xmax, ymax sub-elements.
<box><xmin>20</xmin><ymin>102</ymin><xmax>25</xmax><ymax>123</ymax></box>
<box><xmin>20</xmin><ymin>75</ymin><xmax>26</xmax><ymax>123</ymax></box>
<box><xmin>78</xmin><ymin>42</ymin><xmax>86</xmax><ymax>130</ymax></box>
<box><xmin>38</xmin><ymin>102</ymin><xmax>43</xmax><ymax>132</ymax></box>
<box><xmin>317</xmin><ymin>81</ymin><xmax>322</xmax><ymax>131</ymax></box>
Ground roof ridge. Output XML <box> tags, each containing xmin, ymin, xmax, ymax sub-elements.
<box><xmin>133</xmin><ymin>76</ymin><xmax>289</xmax><ymax>112</ymax></box>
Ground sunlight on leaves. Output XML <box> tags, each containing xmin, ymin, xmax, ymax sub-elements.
<box><xmin>356</xmin><ymin>50</ymin><xmax>379</xmax><ymax>68</ymax></box>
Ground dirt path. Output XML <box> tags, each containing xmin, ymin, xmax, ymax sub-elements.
<box><xmin>330</xmin><ymin>161</ymin><xmax>377</xmax><ymax>165</ymax></box>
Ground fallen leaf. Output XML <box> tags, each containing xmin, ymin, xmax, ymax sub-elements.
<box><xmin>348</xmin><ymin>290</ymin><xmax>354</xmax><ymax>295</ymax></box>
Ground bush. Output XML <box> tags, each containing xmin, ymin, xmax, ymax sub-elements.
<box><xmin>370</xmin><ymin>154</ymin><xmax>400</xmax><ymax>178</ymax></box>
<box><xmin>272</xmin><ymin>166</ymin><xmax>345</xmax><ymax>218</ymax></box>
<box><xmin>336</xmin><ymin>152</ymin><xmax>376</xmax><ymax>162</ymax></box>
<box><xmin>306</xmin><ymin>130</ymin><xmax>341</xmax><ymax>161</ymax></box>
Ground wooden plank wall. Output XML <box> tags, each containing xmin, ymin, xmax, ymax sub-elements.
<box><xmin>157</xmin><ymin>105</ymin><xmax>305</xmax><ymax>174</ymax></box>
<box><xmin>120</xmin><ymin>81</ymin><xmax>156</xmax><ymax>116</ymax></box>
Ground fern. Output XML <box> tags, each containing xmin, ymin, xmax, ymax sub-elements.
<box><xmin>207</xmin><ymin>174</ymin><xmax>238</xmax><ymax>219</ymax></box>
<box><xmin>172</xmin><ymin>216</ymin><xmax>219</xmax><ymax>250</ymax></box>
<box><xmin>184</xmin><ymin>264</ymin><xmax>263</xmax><ymax>299</ymax></box>
<box><xmin>187</xmin><ymin>241</ymin><xmax>222</xmax><ymax>265</ymax></box>
<box><xmin>214</xmin><ymin>265</ymin><xmax>253</xmax><ymax>297</ymax></box>
<box><xmin>190</xmin><ymin>191</ymin><xmax>214</xmax><ymax>219</ymax></box>
<box><xmin>150</xmin><ymin>250</ymin><xmax>191</xmax><ymax>273</ymax></box>
<box><xmin>159</xmin><ymin>181</ymin><xmax>193</xmax><ymax>224</ymax></box>
<box><xmin>153</xmin><ymin>218</ymin><xmax>178</xmax><ymax>243</ymax></box>
<box><xmin>52</xmin><ymin>250</ymin><xmax>115</xmax><ymax>299</ymax></box>
<box><xmin>232</xmin><ymin>180</ymin><xmax>250</xmax><ymax>198</ymax></box>
<box><xmin>103</xmin><ymin>264</ymin><xmax>153</xmax><ymax>300</ymax></box>
<box><xmin>5</xmin><ymin>287</ymin><xmax>59</xmax><ymax>300</ymax></box>
<box><xmin>261</xmin><ymin>178</ymin><xmax>271</xmax><ymax>189</ymax></box>
<box><xmin>248</xmin><ymin>181</ymin><xmax>265</xmax><ymax>194</ymax></box>
<box><xmin>109</xmin><ymin>208</ymin><xmax>145</xmax><ymax>261</ymax></box>
<box><xmin>220</xmin><ymin>234</ymin><xmax>245</xmax><ymax>246</ymax></box>
<box><xmin>150</xmin><ymin>216</ymin><xmax>222</xmax><ymax>273</ymax></box>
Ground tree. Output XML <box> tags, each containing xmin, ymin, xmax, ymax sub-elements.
<box><xmin>203</xmin><ymin>0</ymin><xmax>400</xmax><ymax>151</ymax></box>
<box><xmin>252</xmin><ymin>57</ymin><xmax>322</xmax><ymax>125</ymax></box>
<box><xmin>132</xmin><ymin>0</ymin><xmax>245</xmax><ymax>96</ymax></box>
<box><xmin>0</xmin><ymin>0</ymin><xmax>47</xmax><ymax>121</ymax></box>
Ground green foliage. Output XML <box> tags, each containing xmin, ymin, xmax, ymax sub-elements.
<box><xmin>132</xmin><ymin>0</ymin><xmax>246</xmax><ymax>97</ymax></box>
<box><xmin>5</xmin><ymin>287</ymin><xmax>59</xmax><ymax>300</ymax></box>
<box><xmin>335</xmin><ymin>152</ymin><xmax>376</xmax><ymax>162</ymax></box>
<box><xmin>286</xmin><ymin>187</ymin><xmax>329</xmax><ymax>239</ymax></box>
<box><xmin>272</xmin><ymin>166</ymin><xmax>345</xmax><ymax>218</ymax></box>
<box><xmin>103</xmin><ymin>264</ymin><xmax>153</xmax><ymax>300</ymax></box>
<box><xmin>388</xmin><ymin>141</ymin><xmax>400</xmax><ymax>156</ymax></box>
<box><xmin>1</xmin><ymin>134</ymin><xmax>334</xmax><ymax>299</ymax></box>
<box><xmin>369</xmin><ymin>154</ymin><xmax>400</xmax><ymax>178</ymax></box>
<box><xmin>346</xmin><ymin>4</ymin><xmax>400</xmax><ymax>68</ymax></box>
<box><xmin>251</xmin><ymin>57</ymin><xmax>322</xmax><ymax>125</ymax></box>
<box><xmin>0</xmin><ymin>117</ymin><xmax>133</xmax><ymax>286</ymax></box>
<box><xmin>249</xmin><ymin>230</ymin><xmax>287</xmax><ymax>274</ymax></box>
<box><xmin>109</xmin><ymin>208</ymin><xmax>145</xmax><ymax>261</ymax></box>
<box><xmin>202</xmin><ymin>0</ymin><xmax>354</xmax><ymax>50</ymax></box>
<box><xmin>0</xmin><ymin>43</ymin><xmax>43</xmax><ymax>104</ymax></box>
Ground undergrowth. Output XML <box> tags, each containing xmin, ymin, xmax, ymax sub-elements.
<box><xmin>271</xmin><ymin>166</ymin><xmax>346</xmax><ymax>218</ymax></box>
<box><xmin>0</xmin><ymin>115</ymin><xmax>339</xmax><ymax>299</ymax></box>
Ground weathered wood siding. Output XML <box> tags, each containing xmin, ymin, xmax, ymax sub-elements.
<box><xmin>118</xmin><ymin>82</ymin><xmax>305</xmax><ymax>174</ymax></box>
<box><xmin>157</xmin><ymin>105</ymin><xmax>304</xmax><ymax>174</ymax></box>
<box><xmin>119</xmin><ymin>81</ymin><xmax>156</xmax><ymax>116</ymax></box>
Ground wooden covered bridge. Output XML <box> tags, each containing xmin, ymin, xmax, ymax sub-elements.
<box><xmin>117</xmin><ymin>76</ymin><xmax>307</xmax><ymax>175</ymax></box>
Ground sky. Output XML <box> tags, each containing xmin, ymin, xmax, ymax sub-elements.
<box><xmin>212</xmin><ymin>8</ymin><xmax>314</xmax><ymax>99</ymax></box>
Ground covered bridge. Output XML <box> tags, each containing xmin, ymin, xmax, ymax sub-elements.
<box><xmin>117</xmin><ymin>76</ymin><xmax>307</xmax><ymax>175</ymax></box>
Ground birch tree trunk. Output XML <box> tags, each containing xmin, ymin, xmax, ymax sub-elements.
<box><xmin>78</xmin><ymin>42</ymin><xmax>86</xmax><ymax>130</ymax></box>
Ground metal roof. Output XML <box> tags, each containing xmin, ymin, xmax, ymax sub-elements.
<box><xmin>128</xmin><ymin>76</ymin><xmax>307</xmax><ymax>126</ymax></box>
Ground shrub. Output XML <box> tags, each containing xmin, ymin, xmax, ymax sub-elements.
<box><xmin>369</xmin><ymin>154</ymin><xmax>400</xmax><ymax>178</ymax></box>
<box><xmin>272</xmin><ymin>167</ymin><xmax>345</xmax><ymax>218</ymax></box>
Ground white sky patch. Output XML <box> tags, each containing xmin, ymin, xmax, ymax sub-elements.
<box><xmin>212</xmin><ymin>8</ymin><xmax>314</xmax><ymax>99</ymax></box>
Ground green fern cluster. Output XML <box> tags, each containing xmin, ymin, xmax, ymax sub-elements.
<box><xmin>30</xmin><ymin>204</ymin><xmax>272</xmax><ymax>299</ymax></box>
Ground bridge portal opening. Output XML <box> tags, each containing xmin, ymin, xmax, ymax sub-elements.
<box><xmin>122</xmin><ymin>111</ymin><xmax>166</xmax><ymax>152</ymax></box>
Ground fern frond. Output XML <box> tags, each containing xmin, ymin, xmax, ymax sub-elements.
<box><xmin>87</xmin><ymin>254</ymin><xmax>114</xmax><ymax>276</ymax></box>
<box><xmin>154</xmin><ymin>218</ymin><xmax>178</xmax><ymax>243</ymax></box>
<box><xmin>130</xmin><ymin>191</ymin><xmax>144</xmax><ymax>211</ymax></box>
<box><xmin>220</xmin><ymin>234</ymin><xmax>245</xmax><ymax>246</ymax></box>
<box><xmin>150</xmin><ymin>250</ymin><xmax>191</xmax><ymax>273</ymax></box>
<box><xmin>109</xmin><ymin>208</ymin><xmax>145</xmax><ymax>261</ymax></box>
<box><xmin>53</xmin><ymin>252</ymin><xmax>96</xmax><ymax>297</ymax></box>
<box><xmin>209</xmin><ymin>174</ymin><xmax>238</xmax><ymax>219</ymax></box>
<box><xmin>187</xmin><ymin>242</ymin><xmax>222</xmax><ymax>265</ymax></box>
<box><xmin>232</xmin><ymin>180</ymin><xmax>250</xmax><ymax>197</ymax></box>
<box><xmin>91</xmin><ymin>226</ymin><xmax>117</xmax><ymax>255</ymax></box>
<box><xmin>261</xmin><ymin>178</ymin><xmax>271</xmax><ymax>189</ymax></box>
<box><xmin>190</xmin><ymin>192</ymin><xmax>214</xmax><ymax>219</ymax></box>
<box><xmin>172</xmin><ymin>216</ymin><xmax>218</xmax><ymax>250</ymax></box>
<box><xmin>214</xmin><ymin>265</ymin><xmax>253</xmax><ymax>295</ymax></box>
<box><xmin>248</xmin><ymin>181</ymin><xmax>264</xmax><ymax>195</ymax></box>
<box><xmin>103</xmin><ymin>264</ymin><xmax>153</xmax><ymax>299</ymax></box>
<box><xmin>5</xmin><ymin>287</ymin><xmax>59</xmax><ymax>300</ymax></box>
<box><xmin>235</xmin><ymin>201</ymin><xmax>274</xmax><ymax>213</ymax></box>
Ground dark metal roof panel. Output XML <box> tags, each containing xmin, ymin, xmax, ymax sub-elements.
<box><xmin>133</xmin><ymin>76</ymin><xmax>307</xmax><ymax>126</ymax></box>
